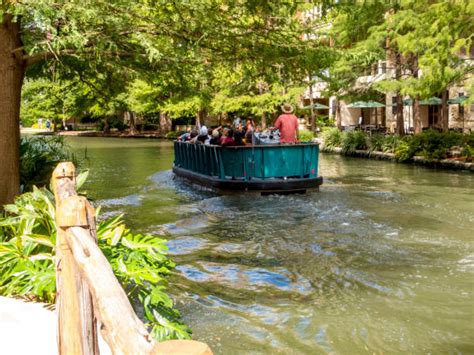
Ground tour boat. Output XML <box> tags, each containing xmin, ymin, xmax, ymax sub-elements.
<box><xmin>173</xmin><ymin>141</ymin><xmax>323</xmax><ymax>193</ymax></box>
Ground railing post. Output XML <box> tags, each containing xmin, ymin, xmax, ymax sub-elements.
<box><xmin>52</xmin><ymin>163</ymin><xmax>99</xmax><ymax>355</ymax></box>
<box><xmin>52</xmin><ymin>162</ymin><xmax>213</xmax><ymax>355</ymax></box>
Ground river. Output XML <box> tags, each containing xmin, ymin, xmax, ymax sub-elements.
<box><xmin>68</xmin><ymin>137</ymin><xmax>474</xmax><ymax>354</ymax></box>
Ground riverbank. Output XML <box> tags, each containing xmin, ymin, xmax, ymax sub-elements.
<box><xmin>20</xmin><ymin>128</ymin><xmax>169</xmax><ymax>139</ymax></box>
<box><xmin>0</xmin><ymin>296</ymin><xmax>111</xmax><ymax>355</ymax></box>
<box><xmin>58</xmin><ymin>130</ymin><xmax>167</xmax><ymax>138</ymax></box>
<box><xmin>323</xmin><ymin>147</ymin><xmax>474</xmax><ymax>171</ymax></box>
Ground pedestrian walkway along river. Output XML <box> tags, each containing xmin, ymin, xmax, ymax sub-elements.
<box><xmin>69</xmin><ymin>137</ymin><xmax>474</xmax><ymax>354</ymax></box>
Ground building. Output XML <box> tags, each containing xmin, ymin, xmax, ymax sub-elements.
<box><xmin>301</xmin><ymin>7</ymin><xmax>474</xmax><ymax>133</ymax></box>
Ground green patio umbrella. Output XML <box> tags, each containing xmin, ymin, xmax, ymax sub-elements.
<box><xmin>346</xmin><ymin>101</ymin><xmax>385</xmax><ymax>108</ymax></box>
<box><xmin>364</xmin><ymin>100</ymin><xmax>385</xmax><ymax>108</ymax></box>
<box><xmin>447</xmin><ymin>95</ymin><xmax>469</xmax><ymax>105</ymax></box>
<box><xmin>400</xmin><ymin>97</ymin><xmax>442</xmax><ymax>106</ymax></box>
<box><xmin>346</xmin><ymin>101</ymin><xmax>367</xmax><ymax>108</ymax></box>
<box><xmin>420</xmin><ymin>97</ymin><xmax>442</xmax><ymax>105</ymax></box>
<box><xmin>346</xmin><ymin>101</ymin><xmax>385</xmax><ymax>126</ymax></box>
<box><xmin>303</xmin><ymin>103</ymin><xmax>330</xmax><ymax>109</ymax></box>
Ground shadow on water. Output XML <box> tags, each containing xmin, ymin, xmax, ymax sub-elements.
<box><xmin>68</xmin><ymin>138</ymin><xmax>474</xmax><ymax>354</ymax></box>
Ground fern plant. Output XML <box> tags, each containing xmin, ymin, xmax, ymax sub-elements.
<box><xmin>0</xmin><ymin>181</ymin><xmax>190</xmax><ymax>341</ymax></box>
<box><xmin>20</xmin><ymin>136</ymin><xmax>76</xmax><ymax>192</ymax></box>
<box><xmin>341</xmin><ymin>130</ymin><xmax>367</xmax><ymax>154</ymax></box>
<box><xmin>322</xmin><ymin>127</ymin><xmax>343</xmax><ymax>152</ymax></box>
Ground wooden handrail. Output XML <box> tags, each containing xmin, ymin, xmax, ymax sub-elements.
<box><xmin>52</xmin><ymin>162</ymin><xmax>212</xmax><ymax>355</ymax></box>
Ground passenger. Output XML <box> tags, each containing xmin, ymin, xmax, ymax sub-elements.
<box><xmin>246</xmin><ymin>119</ymin><xmax>255</xmax><ymax>132</ymax></box>
<box><xmin>188</xmin><ymin>129</ymin><xmax>199</xmax><ymax>143</ymax></box>
<box><xmin>210</xmin><ymin>128</ymin><xmax>221</xmax><ymax>145</ymax></box>
<box><xmin>234</xmin><ymin>125</ymin><xmax>245</xmax><ymax>146</ymax></box>
<box><xmin>245</xmin><ymin>119</ymin><xmax>255</xmax><ymax>144</ymax></box>
<box><xmin>271</xmin><ymin>103</ymin><xmax>299</xmax><ymax>144</ymax></box>
<box><xmin>220</xmin><ymin>128</ymin><xmax>235</xmax><ymax>146</ymax></box>
<box><xmin>178</xmin><ymin>132</ymin><xmax>190</xmax><ymax>141</ymax></box>
<box><xmin>233</xmin><ymin>116</ymin><xmax>241</xmax><ymax>129</ymax></box>
<box><xmin>196</xmin><ymin>125</ymin><xmax>210</xmax><ymax>144</ymax></box>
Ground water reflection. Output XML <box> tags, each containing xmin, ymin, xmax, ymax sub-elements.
<box><xmin>68</xmin><ymin>138</ymin><xmax>474</xmax><ymax>354</ymax></box>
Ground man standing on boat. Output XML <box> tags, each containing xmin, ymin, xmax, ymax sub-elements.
<box><xmin>272</xmin><ymin>103</ymin><xmax>299</xmax><ymax>144</ymax></box>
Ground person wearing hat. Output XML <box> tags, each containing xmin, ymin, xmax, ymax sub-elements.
<box><xmin>195</xmin><ymin>125</ymin><xmax>210</xmax><ymax>144</ymax></box>
<box><xmin>272</xmin><ymin>103</ymin><xmax>299</xmax><ymax>144</ymax></box>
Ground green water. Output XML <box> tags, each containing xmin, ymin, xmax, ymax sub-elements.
<box><xmin>69</xmin><ymin>137</ymin><xmax>474</xmax><ymax>354</ymax></box>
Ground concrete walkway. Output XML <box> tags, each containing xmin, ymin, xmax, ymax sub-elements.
<box><xmin>0</xmin><ymin>296</ymin><xmax>111</xmax><ymax>355</ymax></box>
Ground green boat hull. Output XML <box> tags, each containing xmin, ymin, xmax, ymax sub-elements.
<box><xmin>173</xmin><ymin>142</ymin><xmax>323</xmax><ymax>193</ymax></box>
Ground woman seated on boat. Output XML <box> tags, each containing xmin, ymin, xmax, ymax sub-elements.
<box><xmin>179</xmin><ymin>129</ymin><xmax>198</xmax><ymax>142</ymax></box>
<box><xmin>209</xmin><ymin>128</ymin><xmax>221</xmax><ymax>145</ymax></box>
<box><xmin>220</xmin><ymin>127</ymin><xmax>236</xmax><ymax>146</ymax></box>
<box><xmin>233</xmin><ymin>125</ymin><xmax>246</xmax><ymax>146</ymax></box>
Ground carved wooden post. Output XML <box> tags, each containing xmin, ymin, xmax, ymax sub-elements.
<box><xmin>52</xmin><ymin>162</ymin><xmax>212</xmax><ymax>355</ymax></box>
<box><xmin>52</xmin><ymin>163</ymin><xmax>98</xmax><ymax>355</ymax></box>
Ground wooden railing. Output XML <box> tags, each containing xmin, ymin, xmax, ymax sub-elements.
<box><xmin>52</xmin><ymin>162</ymin><xmax>212</xmax><ymax>355</ymax></box>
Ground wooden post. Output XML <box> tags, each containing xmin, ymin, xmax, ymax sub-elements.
<box><xmin>52</xmin><ymin>163</ymin><xmax>99</xmax><ymax>355</ymax></box>
<box><xmin>52</xmin><ymin>162</ymin><xmax>212</xmax><ymax>355</ymax></box>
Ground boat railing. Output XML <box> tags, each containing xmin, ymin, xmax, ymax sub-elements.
<box><xmin>174</xmin><ymin>141</ymin><xmax>320</xmax><ymax>181</ymax></box>
<box><xmin>52</xmin><ymin>162</ymin><xmax>212</xmax><ymax>355</ymax></box>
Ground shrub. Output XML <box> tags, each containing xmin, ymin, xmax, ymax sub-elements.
<box><xmin>341</xmin><ymin>130</ymin><xmax>367</xmax><ymax>154</ymax></box>
<box><xmin>316</xmin><ymin>115</ymin><xmax>336</xmax><ymax>127</ymax></box>
<box><xmin>0</xmin><ymin>179</ymin><xmax>191</xmax><ymax>341</ymax></box>
<box><xmin>20</xmin><ymin>136</ymin><xmax>75</xmax><ymax>192</ymax></box>
<box><xmin>381</xmin><ymin>135</ymin><xmax>403</xmax><ymax>153</ymax></box>
<box><xmin>394</xmin><ymin>140</ymin><xmax>412</xmax><ymax>162</ymax></box>
<box><xmin>298</xmin><ymin>129</ymin><xmax>314</xmax><ymax>142</ymax></box>
<box><xmin>368</xmin><ymin>133</ymin><xmax>384</xmax><ymax>152</ymax></box>
<box><xmin>165</xmin><ymin>131</ymin><xmax>182</xmax><ymax>140</ymax></box>
<box><xmin>407</xmin><ymin>130</ymin><xmax>462</xmax><ymax>160</ymax></box>
<box><xmin>322</xmin><ymin>127</ymin><xmax>342</xmax><ymax>151</ymax></box>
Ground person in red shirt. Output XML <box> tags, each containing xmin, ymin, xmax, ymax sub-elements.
<box><xmin>273</xmin><ymin>103</ymin><xmax>299</xmax><ymax>144</ymax></box>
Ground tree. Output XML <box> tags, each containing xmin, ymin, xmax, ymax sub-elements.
<box><xmin>373</xmin><ymin>1</ymin><xmax>473</xmax><ymax>133</ymax></box>
<box><xmin>1</xmin><ymin>0</ymin><xmax>322</xmax><ymax>205</ymax></box>
<box><xmin>321</xmin><ymin>1</ymin><xmax>389</xmax><ymax>128</ymax></box>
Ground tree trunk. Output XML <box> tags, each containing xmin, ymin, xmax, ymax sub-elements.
<box><xmin>413</xmin><ymin>98</ymin><xmax>422</xmax><ymax>134</ymax></box>
<box><xmin>261</xmin><ymin>112</ymin><xmax>266</xmax><ymax>129</ymax></box>
<box><xmin>395</xmin><ymin>94</ymin><xmax>404</xmax><ymax>135</ymax></box>
<box><xmin>103</xmin><ymin>117</ymin><xmax>110</xmax><ymax>133</ymax></box>
<box><xmin>0</xmin><ymin>14</ymin><xmax>24</xmax><ymax>206</ymax></box>
<box><xmin>195</xmin><ymin>112</ymin><xmax>200</xmax><ymax>129</ymax></box>
<box><xmin>308</xmin><ymin>73</ymin><xmax>315</xmax><ymax>132</ymax></box>
<box><xmin>411</xmin><ymin>55</ymin><xmax>422</xmax><ymax>134</ymax></box>
<box><xmin>395</xmin><ymin>52</ymin><xmax>405</xmax><ymax>135</ymax></box>
<box><xmin>335</xmin><ymin>99</ymin><xmax>342</xmax><ymax>130</ymax></box>
<box><xmin>159</xmin><ymin>112</ymin><xmax>172</xmax><ymax>134</ymax></box>
<box><xmin>440</xmin><ymin>89</ymin><xmax>449</xmax><ymax>132</ymax></box>
<box><xmin>126</xmin><ymin>111</ymin><xmax>138</xmax><ymax>135</ymax></box>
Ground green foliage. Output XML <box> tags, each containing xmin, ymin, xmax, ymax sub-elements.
<box><xmin>322</xmin><ymin>128</ymin><xmax>342</xmax><ymax>152</ymax></box>
<box><xmin>394</xmin><ymin>140</ymin><xmax>412</xmax><ymax>162</ymax></box>
<box><xmin>367</xmin><ymin>133</ymin><xmax>385</xmax><ymax>152</ymax></box>
<box><xmin>405</xmin><ymin>130</ymin><xmax>467</xmax><ymax>160</ymax></box>
<box><xmin>298</xmin><ymin>129</ymin><xmax>314</xmax><ymax>142</ymax></box>
<box><xmin>325</xmin><ymin>129</ymin><xmax>474</xmax><ymax>162</ymax></box>
<box><xmin>0</xmin><ymin>185</ymin><xmax>190</xmax><ymax>341</ymax></box>
<box><xmin>316</xmin><ymin>115</ymin><xmax>335</xmax><ymax>128</ymax></box>
<box><xmin>20</xmin><ymin>136</ymin><xmax>75</xmax><ymax>192</ymax></box>
<box><xmin>165</xmin><ymin>131</ymin><xmax>182</xmax><ymax>140</ymax></box>
<box><xmin>381</xmin><ymin>135</ymin><xmax>403</xmax><ymax>154</ymax></box>
<box><xmin>341</xmin><ymin>130</ymin><xmax>368</xmax><ymax>154</ymax></box>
